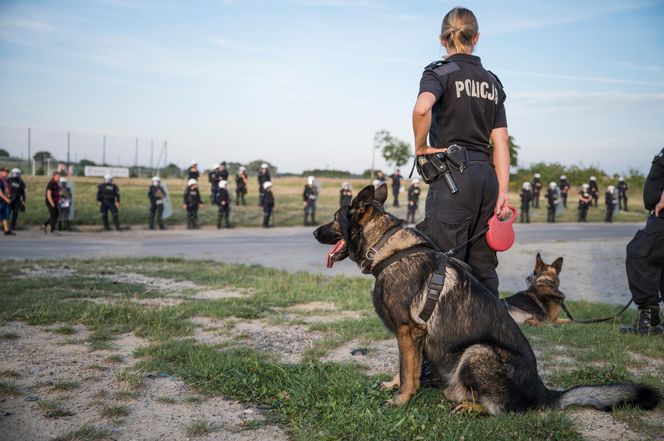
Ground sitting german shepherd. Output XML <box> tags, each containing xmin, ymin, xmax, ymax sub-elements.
<box><xmin>503</xmin><ymin>253</ymin><xmax>572</xmax><ymax>326</ymax></box>
<box><xmin>313</xmin><ymin>184</ymin><xmax>660</xmax><ymax>414</ymax></box>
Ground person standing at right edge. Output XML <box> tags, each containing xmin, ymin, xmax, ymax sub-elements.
<box><xmin>622</xmin><ymin>148</ymin><xmax>664</xmax><ymax>335</ymax></box>
<box><xmin>412</xmin><ymin>7</ymin><xmax>511</xmax><ymax>297</ymax></box>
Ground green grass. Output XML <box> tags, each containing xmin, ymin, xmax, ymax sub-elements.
<box><xmin>51</xmin><ymin>424</ymin><xmax>110</xmax><ymax>441</ymax></box>
<box><xmin>185</xmin><ymin>419</ymin><xmax>212</xmax><ymax>437</ymax></box>
<box><xmin>1</xmin><ymin>331</ymin><xmax>19</xmax><ymax>339</ymax></box>
<box><xmin>51</xmin><ymin>380</ymin><xmax>80</xmax><ymax>391</ymax></box>
<box><xmin>10</xmin><ymin>175</ymin><xmax>649</xmax><ymax>228</ymax></box>
<box><xmin>38</xmin><ymin>398</ymin><xmax>75</xmax><ymax>418</ymax></box>
<box><xmin>2</xmin><ymin>257</ymin><xmax>663</xmax><ymax>441</ymax></box>
<box><xmin>100</xmin><ymin>404</ymin><xmax>130</xmax><ymax>419</ymax></box>
<box><xmin>53</xmin><ymin>325</ymin><xmax>77</xmax><ymax>335</ymax></box>
<box><xmin>0</xmin><ymin>381</ymin><xmax>18</xmax><ymax>396</ymax></box>
<box><xmin>104</xmin><ymin>354</ymin><xmax>124</xmax><ymax>363</ymax></box>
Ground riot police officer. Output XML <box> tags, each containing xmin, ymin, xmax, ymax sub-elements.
<box><xmin>235</xmin><ymin>166</ymin><xmax>248</xmax><ymax>205</ymax></box>
<box><xmin>389</xmin><ymin>169</ymin><xmax>402</xmax><ymax>207</ymax></box>
<box><xmin>58</xmin><ymin>177</ymin><xmax>72</xmax><ymax>231</ymax></box>
<box><xmin>339</xmin><ymin>182</ymin><xmax>352</xmax><ymax>207</ymax></box>
<box><xmin>519</xmin><ymin>182</ymin><xmax>532</xmax><ymax>223</ymax></box>
<box><xmin>183</xmin><ymin>179</ymin><xmax>204</xmax><ymax>230</ymax></box>
<box><xmin>303</xmin><ymin>176</ymin><xmax>319</xmax><ymax>226</ymax></box>
<box><xmin>214</xmin><ymin>180</ymin><xmax>231</xmax><ymax>229</ymax></box>
<box><xmin>406</xmin><ymin>178</ymin><xmax>421</xmax><ymax>224</ymax></box>
<box><xmin>531</xmin><ymin>173</ymin><xmax>542</xmax><ymax>208</ymax></box>
<box><xmin>546</xmin><ymin>181</ymin><xmax>560</xmax><ymax>223</ymax></box>
<box><xmin>257</xmin><ymin>163</ymin><xmax>271</xmax><ymax>206</ymax></box>
<box><xmin>217</xmin><ymin>161</ymin><xmax>229</xmax><ymax>181</ymax></box>
<box><xmin>623</xmin><ymin>148</ymin><xmax>664</xmax><ymax>335</ymax></box>
<box><xmin>412</xmin><ymin>6</ymin><xmax>511</xmax><ymax>296</ymax></box>
<box><xmin>148</xmin><ymin>176</ymin><xmax>167</xmax><ymax>230</ymax></box>
<box><xmin>578</xmin><ymin>183</ymin><xmax>592</xmax><ymax>222</ymax></box>
<box><xmin>617</xmin><ymin>176</ymin><xmax>629</xmax><ymax>211</ymax></box>
<box><xmin>605</xmin><ymin>185</ymin><xmax>616</xmax><ymax>223</ymax></box>
<box><xmin>187</xmin><ymin>160</ymin><xmax>200</xmax><ymax>180</ymax></box>
<box><xmin>375</xmin><ymin>170</ymin><xmax>386</xmax><ymax>185</ymax></box>
<box><xmin>208</xmin><ymin>163</ymin><xmax>220</xmax><ymax>202</ymax></box>
<box><xmin>97</xmin><ymin>175</ymin><xmax>121</xmax><ymax>231</ymax></box>
<box><xmin>262</xmin><ymin>181</ymin><xmax>275</xmax><ymax>228</ymax></box>
<box><xmin>183</xmin><ymin>178</ymin><xmax>204</xmax><ymax>229</ymax></box>
<box><xmin>559</xmin><ymin>174</ymin><xmax>570</xmax><ymax>208</ymax></box>
<box><xmin>0</xmin><ymin>167</ymin><xmax>12</xmax><ymax>235</ymax></box>
<box><xmin>8</xmin><ymin>168</ymin><xmax>26</xmax><ymax>231</ymax></box>
<box><xmin>588</xmin><ymin>176</ymin><xmax>599</xmax><ymax>207</ymax></box>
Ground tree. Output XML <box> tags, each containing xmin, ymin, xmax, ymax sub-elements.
<box><xmin>374</xmin><ymin>130</ymin><xmax>412</xmax><ymax>174</ymax></box>
<box><xmin>0</xmin><ymin>148</ymin><xmax>9</xmax><ymax>158</ymax></box>
<box><xmin>246</xmin><ymin>159</ymin><xmax>277</xmax><ymax>175</ymax></box>
<box><xmin>33</xmin><ymin>150</ymin><xmax>53</xmax><ymax>163</ymax></box>
<box><xmin>160</xmin><ymin>163</ymin><xmax>182</xmax><ymax>178</ymax></box>
<box><xmin>489</xmin><ymin>136</ymin><xmax>519</xmax><ymax>166</ymax></box>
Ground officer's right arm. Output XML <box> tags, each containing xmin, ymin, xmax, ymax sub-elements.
<box><xmin>412</xmin><ymin>92</ymin><xmax>439</xmax><ymax>156</ymax></box>
<box><xmin>655</xmin><ymin>189</ymin><xmax>664</xmax><ymax>218</ymax></box>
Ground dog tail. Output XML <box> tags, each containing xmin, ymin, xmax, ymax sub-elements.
<box><xmin>548</xmin><ymin>383</ymin><xmax>661</xmax><ymax>411</ymax></box>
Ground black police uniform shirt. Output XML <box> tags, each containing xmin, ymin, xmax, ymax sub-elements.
<box><xmin>520</xmin><ymin>189</ymin><xmax>532</xmax><ymax>208</ymax></box>
<box><xmin>97</xmin><ymin>184</ymin><xmax>119</xmax><ymax>203</ymax></box>
<box><xmin>418</xmin><ymin>53</ymin><xmax>507</xmax><ymax>153</ymax></box>
<box><xmin>9</xmin><ymin>177</ymin><xmax>26</xmax><ymax>203</ymax></box>
<box><xmin>408</xmin><ymin>186</ymin><xmax>421</xmax><ymax>204</ymax></box>
<box><xmin>184</xmin><ymin>187</ymin><xmax>202</xmax><ymax>207</ymax></box>
<box><xmin>644</xmin><ymin>148</ymin><xmax>664</xmax><ymax>213</ymax></box>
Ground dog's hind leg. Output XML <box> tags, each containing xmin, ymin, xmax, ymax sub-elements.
<box><xmin>446</xmin><ymin>345</ymin><xmax>509</xmax><ymax>415</ymax></box>
<box><xmin>383</xmin><ymin>324</ymin><xmax>425</xmax><ymax>406</ymax></box>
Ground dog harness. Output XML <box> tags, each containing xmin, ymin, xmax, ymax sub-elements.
<box><xmin>363</xmin><ymin>223</ymin><xmax>447</xmax><ymax>322</ymax></box>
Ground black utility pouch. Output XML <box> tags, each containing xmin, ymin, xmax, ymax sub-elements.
<box><xmin>416</xmin><ymin>156</ymin><xmax>440</xmax><ymax>184</ymax></box>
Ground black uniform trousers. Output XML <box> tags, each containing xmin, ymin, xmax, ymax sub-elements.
<box><xmin>520</xmin><ymin>203</ymin><xmax>530</xmax><ymax>223</ymax></box>
<box><xmin>217</xmin><ymin>206</ymin><xmax>230</xmax><ymax>228</ymax></box>
<box><xmin>100</xmin><ymin>201</ymin><xmax>120</xmax><ymax>230</ymax></box>
<box><xmin>9</xmin><ymin>200</ymin><xmax>22</xmax><ymax>230</ymax></box>
<box><xmin>418</xmin><ymin>160</ymin><xmax>499</xmax><ymax>296</ymax></box>
<box><xmin>392</xmin><ymin>185</ymin><xmax>400</xmax><ymax>207</ymax></box>
<box><xmin>149</xmin><ymin>203</ymin><xmax>165</xmax><ymax>229</ymax></box>
<box><xmin>43</xmin><ymin>202</ymin><xmax>58</xmax><ymax>232</ymax></box>
<box><xmin>186</xmin><ymin>205</ymin><xmax>199</xmax><ymax>229</ymax></box>
<box><xmin>619</xmin><ymin>192</ymin><xmax>628</xmax><ymax>211</ymax></box>
<box><xmin>626</xmin><ymin>215</ymin><xmax>664</xmax><ymax>309</ymax></box>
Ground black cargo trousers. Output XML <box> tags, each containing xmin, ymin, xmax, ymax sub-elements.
<box><xmin>626</xmin><ymin>215</ymin><xmax>664</xmax><ymax>309</ymax></box>
<box><xmin>417</xmin><ymin>157</ymin><xmax>499</xmax><ymax>296</ymax></box>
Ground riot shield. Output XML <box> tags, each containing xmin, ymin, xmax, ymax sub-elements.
<box><xmin>67</xmin><ymin>181</ymin><xmax>75</xmax><ymax>221</ymax></box>
<box><xmin>161</xmin><ymin>182</ymin><xmax>174</xmax><ymax>219</ymax></box>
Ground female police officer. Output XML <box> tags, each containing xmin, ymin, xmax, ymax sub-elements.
<box><xmin>412</xmin><ymin>7</ymin><xmax>511</xmax><ymax>297</ymax></box>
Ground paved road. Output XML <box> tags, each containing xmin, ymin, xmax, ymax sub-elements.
<box><xmin>2</xmin><ymin>223</ymin><xmax>642</xmax><ymax>304</ymax></box>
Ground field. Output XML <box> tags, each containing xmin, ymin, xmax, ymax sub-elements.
<box><xmin>1</xmin><ymin>258</ymin><xmax>662</xmax><ymax>441</ymax></box>
<box><xmin>9</xmin><ymin>175</ymin><xmax>650</xmax><ymax>229</ymax></box>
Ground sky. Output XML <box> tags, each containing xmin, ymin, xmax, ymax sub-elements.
<box><xmin>0</xmin><ymin>0</ymin><xmax>663</xmax><ymax>174</ymax></box>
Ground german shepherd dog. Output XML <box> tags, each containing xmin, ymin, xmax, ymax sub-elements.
<box><xmin>313</xmin><ymin>184</ymin><xmax>660</xmax><ymax>414</ymax></box>
<box><xmin>503</xmin><ymin>253</ymin><xmax>571</xmax><ymax>326</ymax></box>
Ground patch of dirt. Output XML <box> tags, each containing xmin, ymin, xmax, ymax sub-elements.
<box><xmin>187</xmin><ymin>289</ymin><xmax>247</xmax><ymax>300</ymax></box>
<box><xmin>626</xmin><ymin>351</ymin><xmax>664</xmax><ymax>377</ymax></box>
<box><xmin>323</xmin><ymin>338</ymin><xmax>398</xmax><ymax>376</ymax></box>
<box><xmin>102</xmin><ymin>272</ymin><xmax>199</xmax><ymax>293</ymax></box>
<box><xmin>19</xmin><ymin>265</ymin><xmax>77</xmax><ymax>279</ymax></box>
<box><xmin>230</xmin><ymin>319</ymin><xmax>324</xmax><ymax>363</ymax></box>
<box><xmin>189</xmin><ymin>317</ymin><xmax>233</xmax><ymax>346</ymax></box>
<box><xmin>0</xmin><ymin>322</ymin><xmax>288</xmax><ymax>441</ymax></box>
<box><xmin>284</xmin><ymin>301</ymin><xmax>338</xmax><ymax>312</ymax></box>
<box><xmin>132</xmin><ymin>297</ymin><xmax>184</xmax><ymax>307</ymax></box>
<box><xmin>570</xmin><ymin>409</ymin><xmax>639</xmax><ymax>441</ymax></box>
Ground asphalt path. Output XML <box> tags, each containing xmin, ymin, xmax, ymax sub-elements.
<box><xmin>2</xmin><ymin>223</ymin><xmax>642</xmax><ymax>304</ymax></box>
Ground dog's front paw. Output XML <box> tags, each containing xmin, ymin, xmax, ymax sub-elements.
<box><xmin>378</xmin><ymin>380</ymin><xmax>399</xmax><ymax>391</ymax></box>
<box><xmin>380</xmin><ymin>393</ymin><xmax>411</xmax><ymax>407</ymax></box>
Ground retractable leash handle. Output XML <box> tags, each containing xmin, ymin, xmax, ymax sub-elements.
<box><xmin>486</xmin><ymin>206</ymin><xmax>517</xmax><ymax>252</ymax></box>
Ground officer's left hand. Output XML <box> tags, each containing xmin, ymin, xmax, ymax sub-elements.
<box><xmin>115</xmin><ymin>202</ymin><xmax>120</xmax><ymax>208</ymax></box>
<box><xmin>495</xmin><ymin>192</ymin><xmax>511</xmax><ymax>219</ymax></box>
<box><xmin>656</xmin><ymin>194</ymin><xmax>664</xmax><ymax>218</ymax></box>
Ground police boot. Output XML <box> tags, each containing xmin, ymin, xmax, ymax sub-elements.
<box><xmin>621</xmin><ymin>306</ymin><xmax>663</xmax><ymax>335</ymax></box>
<box><xmin>311</xmin><ymin>213</ymin><xmax>317</xmax><ymax>226</ymax></box>
<box><xmin>113</xmin><ymin>214</ymin><xmax>121</xmax><ymax>231</ymax></box>
<box><xmin>102</xmin><ymin>215</ymin><xmax>111</xmax><ymax>231</ymax></box>
<box><xmin>304</xmin><ymin>213</ymin><xmax>309</xmax><ymax>226</ymax></box>
<box><xmin>217</xmin><ymin>214</ymin><xmax>222</xmax><ymax>229</ymax></box>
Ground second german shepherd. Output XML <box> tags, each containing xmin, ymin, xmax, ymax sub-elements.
<box><xmin>314</xmin><ymin>184</ymin><xmax>660</xmax><ymax>414</ymax></box>
<box><xmin>503</xmin><ymin>253</ymin><xmax>571</xmax><ymax>326</ymax></box>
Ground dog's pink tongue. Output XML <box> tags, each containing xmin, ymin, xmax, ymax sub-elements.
<box><xmin>327</xmin><ymin>240</ymin><xmax>346</xmax><ymax>269</ymax></box>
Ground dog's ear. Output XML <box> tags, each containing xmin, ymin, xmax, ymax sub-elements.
<box><xmin>535</xmin><ymin>252</ymin><xmax>544</xmax><ymax>271</ymax></box>
<box><xmin>352</xmin><ymin>185</ymin><xmax>375</xmax><ymax>211</ymax></box>
<box><xmin>551</xmin><ymin>257</ymin><xmax>563</xmax><ymax>273</ymax></box>
<box><xmin>374</xmin><ymin>183</ymin><xmax>388</xmax><ymax>206</ymax></box>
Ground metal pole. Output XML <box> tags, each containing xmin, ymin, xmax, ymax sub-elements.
<box><xmin>371</xmin><ymin>146</ymin><xmax>375</xmax><ymax>180</ymax></box>
<box><xmin>164</xmin><ymin>140</ymin><xmax>168</xmax><ymax>166</ymax></box>
<box><xmin>67</xmin><ymin>131</ymin><xmax>71</xmax><ymax>165</ymax></box>
<box><xmin>27</xmin><ymin>127</ymin><xmax>32</xmax><ymax>175</ymax></box>
<box><xmin>150</xmin><ymin>139</ymin><xmax>154</xmax><ymax>171</ymax></box>
<box><xmin>134</xmin><ymin>138</ymin><xmax>138</xmax><ymax>168</ymax></box>
<box><xmin>103</xmin><ymin>135</ymin><xmax>106</xmax><ymax>165</ymax></box>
